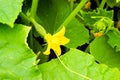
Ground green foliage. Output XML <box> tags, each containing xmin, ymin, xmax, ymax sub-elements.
<box><xmin>0</xmin><ymin>0</ymin><xmax>23</xmax><ymax>27</ymax></box>
<box><xmin>90</xmin><ymin>35</ymin><xmax>120</xmax><ymax>69</ymax></box>
<box><xmin>106</xmin><ymin>0</ymin><xmax>116</xmax><ymax>8</ymax></box>
<box><xmin>116</xmin><ymin>0</ymin><xmax>120</xmax><ymax>3</ymax></box>
<box><xmin>37</xmin><ymin>0</ymin><xmax>71</xmax><ymax>34</ymax></box>
<box><xmin>0</xmin><ymin>0</ymin><xmax>120</xmax><ymax>79</ymax></box>
<box><xmin>107</xmin><ymin>30</ymin><xmax>120</xmax><ymax>52</ymax></box>
<box><xmin>81</xmin><ymin>9</ymin><xmax>113</xmax><ymax>27</ymax></box>
<box><xmin>0</xmin><ymin>24</ymin><xmax>42</xmax><ymax>79</ymax></box>
<box><xmin>65</xmin><ymin>18</ymin><xmax>89</xmax><ymax>48</ymax></box>
<box><xmin>39</xmin><ymin>49</ymin><xmax>120</xmax><ymax>80</ymax></box>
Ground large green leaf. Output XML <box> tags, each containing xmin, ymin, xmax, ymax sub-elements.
<box><xmin>106</xmin><ymin>0</ymin><xmax>116</xmax><ymax>8</ymax></box>
<box><xmin>65</xmin><ymin>18</ymin><xmax>89</xmax><ymax>48</ymax></box>
<box><xmin>0</xmin><ymin>0</ymin><xmax>23</xmax><ymax>27</ymax></box>
<box><xmin>37</xmin><ymin>0</ymin><xmax>89</xmax><ymax>48</ymax></box>
<box><xmin>81</xmin><ymin>9</ymin><xmax>113</xmax><ymax>26</ymax></box>
<box><xmin>39</xmin><ymin>49</ymin><xmax>120</xmax><ymax>80</ymax></box>
<box><xmin>107</xmin><ymin>30</ymin><xmax>120</xmax><ymax>52</ymax></box>
<box><xmin>37</xmin><ymin>0</ymin><xmax>71</xmax><ymax>34</ymax></box>
<box><xmin>90</xmin><ymin>35</ymin><xmax>120</xmax><ymax>69</ymax></box>
<box><xmin>0</xmin><ymin>24</ymin><xmax>42</xmax><ymax>80</ymax></box>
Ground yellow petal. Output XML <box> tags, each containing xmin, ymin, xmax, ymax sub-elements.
<box><xmin>54</xmin><ymin>26</ymin><xmax>69</xmax><ymax>45</ymax></box>
<box><xmin>60</xmin><ymin>36</ymin><xmax>70</xmax><ymax>45</ymax></box>
<box><xmin>44</xmin><ymin>33</ymin><xmax>52</xmax><ymax>43</ymax></box>
<box><xmin>53</xmin><ymin>45</ymin><xmax>61</xmax><ymax>56</ymax></box>
<box><xmin>44</xmin><ymin>26</ymin><xmax>70</xmax><ymax>56</ymax></box>
<box><xmin>44</xmin><ymin>44</ymin><xmax>51</xmax><ymax>55</ymax></box>
<box><xmin>44</xmin><ymin>34</ymin><xmax>52</xmax><ymax>55</ymax></box>
<box><xmin>54</xmin><ymin>26</ymin><xmax>65</xmax><ymax>37</ymax></box>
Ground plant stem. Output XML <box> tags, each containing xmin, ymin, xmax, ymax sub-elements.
<box><xmin>57</xmin><ymin>0</ymin><xmax>88</xmax><ymax>32</ymax></box>
<box><xmin>70</xmin><ymin>0</ymin><xmax>74</xmax><ymax>10</ymax></box>
<box><xmin>99</xmin><ymin>0</ymin><xmax>106</xmax><ymax>9</ymax></box>
<box><xmin>30</xmin><ymin>0</ymin><xmax>39</xmax><ymax>18</ymax></box>
<box><xmin>95</xmin><ymin>0</ymin><xmax>100</xmax><ymax>7</ymax></box>
<box><xmin>19</xmin><ymin>12</ymin><xmax>34</xmax><ymax>49</ymax></box>
<box><xmin>30</xmin><ymin>17</ymin><xmax>47</xmax><ymax>37</ymax></box>
<box><xmin>20</xmin><ymin>0</ymin><xmax>47</xmax><ymax>38</ymax></box>
<box><xmin>30</xmin><ymin>0</ymin><xmax>47</xmax><ymax>37</ymax></box>
<box><xmin>76</xmin><ymin>13</ymin><xmax>85</xmax><ymax>23</ymax></box>
<box><xmin>19</xmin><ymin>12</ymin><xmax>31</xmax><ymax>24</ymax></box>
<box><xmin>20</xmin><ymin>12</ymin><xmax>46</xmax><ymax>37</ymax></box>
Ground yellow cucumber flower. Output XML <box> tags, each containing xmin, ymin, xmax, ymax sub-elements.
<box><xmin>44</xmin><ymin>26</ymin><xmax>70</xmax><ymax>56</ymax></box>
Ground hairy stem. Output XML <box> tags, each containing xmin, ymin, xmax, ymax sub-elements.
<box><xmin>30</xmin><ymin>0</ymin><xmax>39</xmax><ymax>18</ymax></box>
<box><xmin>99</xmin><ymin>0</ymin><xmax>106</xmax><ymax>9</ymax></box>
<box><xmin>19</xmin><ymin>12</ymin><xmax>30</xmax><ymax>24</ymax></box>
<box><xmin>30</xmin><ymin>17</ymin><xmax>47</xmax><ymax>37</ymax></box>
<box><xmin>56</xmin><ymin>0</ymin><xmax>88</xmax><ymax>32</ymax></box>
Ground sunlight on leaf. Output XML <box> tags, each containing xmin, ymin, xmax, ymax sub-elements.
<box><xmin>0</xmin><ymin>24</ymin><xmax>42</xmax><ymax>79</ymax></box>
<box><xmin>116</xmin><ymin>0</ymin><xmax>120</xmax><ymax>3</ymax></box>
<box><xmin>90</xmin><ymin>35</ymin><xmax>120</xmax><ymax>69</ymax></box>
<box><xmin>40</xmin><ymin>49</ymin><xmax>120</xmax><ymax>80</ymax></box>
<box><xmin>0</xmin><ymin>0</ymin><xmax>23</xmax><ymax>27</ymax></box>
<box><xmin>65</xmin><ymin>18</ymin><xmax>89</xmax><ymax>48</ymax></box>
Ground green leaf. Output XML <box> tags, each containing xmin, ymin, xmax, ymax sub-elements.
<box><xmin>0</xmin><ymin>24</ymin><xmax>42</xmax><ymax>79</ymax></box>
<box><xmin>65</xmin><ymin>18</ymin><xmax>89</xmax><ymax>48</ymax></box>
<box><xmin>90</xmin><ymin>35</ymin><xmax>120</xmax><ymax>69</ymax></box>
<box><xmin>39</xmin><ymin>49</ymin><xmax>120</xmax><ymax>80</ymax></box>
<box><xmin>116</xmin><ymin>0</ymin><xmax>120</xmax><ymax>3</ymax></box>
<box><xmin>0</xmin><ymin>0</ymin><xmax>23</xmax><ymax>27</ymax></box>
<box><xmin>106</xmin><ymin>0</ymin><xmax>116</xmax><ymax>8</ymax></box>
<box><xmin>32</xmin><ymin>38</ymin><xmax>49</xmax><ymax>63</ymax></box>
<box><xmin>107</xmin><ymin>30</ymin><xmax>120</xmax><ymax>52</ymax></box>
<box><xmin>37</xmin><ymin>0</ymin><xmax>71</xmax><ymax>34</ymax></box>
<box><xmin>81</xmin><ymin>9</ymin><xmax>113</xmax><ymax>26</ymax></box>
